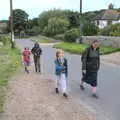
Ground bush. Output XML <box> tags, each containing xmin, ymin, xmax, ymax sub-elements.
<box><xmin>0</xmin><ymin>36</ymin><xmax>10</xmax><ymax>45</ymax></box>
<box><xmin>98</xmin><ymin>27</ymin><xmax>110</xmax><ymax>36</ymax></box>
<box><xmin>98</xmin><ymin>23</ymin><xmax>120</xmax><ymax>36</ymax></box>
<box><xmin>109</xmin><ymin>31</ymin><xmax>120</xmax><ymax>36</ymax></box>
<box><xmin>27</xmin><ymin>26</ymin><xmax>41</xmax><ymax>36</ymax></box>
<box><xmin>109</xmin><ymin>23</ymin><xmax>120</xmax><ymax>36</ymax></box>
<box><xmin>53</xmin><ymin>34</ymin><xmax>65</xmax><ymax>40</ymax></box>
<box><xmin>82</xmin><ymin>21</ymin><xmax>98</xmax><ymax>36</ymax></box>
<box><xmin>64</xmin><ymin>28</ymin><xmax>79</xmax><ymax>42</ymax></box>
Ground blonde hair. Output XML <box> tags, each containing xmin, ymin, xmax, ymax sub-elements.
<box><xmin>56</xmin><ymin>49</ymin><xmax>64</xmax><ymax>57</ymax></box>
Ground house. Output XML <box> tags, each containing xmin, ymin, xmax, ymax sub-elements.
<box><xmin>94</xmin><ymin>4</ymin><xmax>120</xmax><ymax>29</ymax></box>
<box><xmin>0</xmin><ymin>20</ymin><xmax>8</xmax><ymax>33</ymax></box>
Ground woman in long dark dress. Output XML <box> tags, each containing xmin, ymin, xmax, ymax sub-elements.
<box><xmin>80</xmin><ymin>40</ymin><xmax>100</xmax><ymax>99</ymax></box>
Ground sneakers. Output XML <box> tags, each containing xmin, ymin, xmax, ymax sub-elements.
<box><xmin>55</xmin><ymin>89</ymin><xmax>68</xmax><ymax>98</ymax></box>
<box><xmin>63</xmin><ymin>93</ymin><xmax>68</xmax><ymax>98</ymax></box>
<box><xmin>55</xmin><ymin>88</ymin><xmax>59</xmax><ymax>94</ymax></box>
<box><xmin>80</xmin><ymin>85</ymin><xmax>85</xmax><ymax>90</ymax></box>
<box><xmin>25</xmin><ymin>67</ymin><xmax>29</xmax><ymax>74</ymax></box>
<box><xmin>92</xmin><ymin>93</ymin><xmax>99</xmax><ymax>99</ymax></box>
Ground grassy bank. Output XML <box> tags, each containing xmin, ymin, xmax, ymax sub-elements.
<box><xmin>30</xmin><ymin>35</ymin><xmax>56</xmax><ymax>43</ymax></box>
<box><xmin>0</xmin><ymin>45</ymin><xmax>20</xmax><ymax>112</ymax></box>
<box><xmin>54</xmin><ymin>42</ymin><xmax>120</xmax><ymax>55</ymax></box>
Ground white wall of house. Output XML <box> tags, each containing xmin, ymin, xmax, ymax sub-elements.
<box><xmin>95</xmin><ymin>20</ymin><xmax>120</xmax><ymax>29</ymax></box>
<box><xmin>112</xmin><ymin>20</ymin><xmax>120</xmax><ymax>24</ymax></box>
<box><xmin>95</xmin><ymin>20</ymin><xmax>108</xmax><ymax>29</ymax></box>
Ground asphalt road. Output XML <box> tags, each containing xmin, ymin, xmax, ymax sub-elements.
<box><xmin>16</xmin><ymin>39</ymin><xmax>120</xmax><ymax>120</ymax></box>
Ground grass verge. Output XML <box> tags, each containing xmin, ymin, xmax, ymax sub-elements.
<box><xmin>53</xmin><ymin>42</ymin><xmax>120</xmax><ymax>55</ymax></box>
<box><xmin>30</xmin><ymin>35</ymin><xmax>55</xmax><ymax>43</ymax></box>
<box><xmin>0</xmin><ymin>45</ymin><xmax>21</xmax><ymax>112</ymax></box>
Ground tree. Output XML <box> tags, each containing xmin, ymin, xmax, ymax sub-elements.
<box><xmin>43</xmin><ymin>17</ymin><xmax>69</xmax><ymax>36</ymax></box>
<box><xmin>13</xmin><ymin>9</ymin><xmax>29</xmax><ymax>34</ymax></box>
<box><xmin>38</xmin><ymin>9</ymin><xmax>80</xmax><ymax>32</ymax></box>
<box><xmin>28</xmin><ymin>18</ymin><xmax>39</xmax><ymax>29</ymax></box>
<box><xmin>82</xmin><ymin>21</ymin><xmax>98</xmax><ymax>36</ymax></box>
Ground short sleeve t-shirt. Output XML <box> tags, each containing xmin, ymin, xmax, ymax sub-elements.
<box><xmin>23</xmin><ymin>50</ymin><xmax>31</xmax><ymax>62</ymax></box>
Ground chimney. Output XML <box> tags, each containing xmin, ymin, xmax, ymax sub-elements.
<box><xmin>108</xmin><ymin>3</ymin><xmax>114</xmax><ymax>9</ymax></box>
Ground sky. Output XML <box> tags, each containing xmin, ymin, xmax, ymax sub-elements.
<box><xmin>0</xmin><ymin>0</ymin><xmax>120</xmax><ymax>20</ymax></box>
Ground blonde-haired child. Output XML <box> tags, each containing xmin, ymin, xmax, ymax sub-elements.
<box><xmin>55</xmin><ymin>49</ymin><xmax>68</xmax><ymax>98</ymax></box>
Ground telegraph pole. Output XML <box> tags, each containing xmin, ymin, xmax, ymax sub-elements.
<box><xmin>79</xmin><ymin>0</ymin><xmax>83</xmax><ymax>43</ymax></box>
<box><xmin>10</xmin><ymin>0</ymin><xmax>15</xmax><ymax>48</ymax></box>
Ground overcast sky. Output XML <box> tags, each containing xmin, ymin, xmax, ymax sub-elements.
<box><xmin>0</xmin><ymin>0</ymin><xmax>120</xmax><ymax>20</ymax></box>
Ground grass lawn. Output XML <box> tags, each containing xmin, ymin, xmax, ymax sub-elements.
<box><xmin>30</xmin><ymin>35</ymin><xmax>54</xmax><ymax>43</ymax></box>
<box><xmin>0</xmin><ymin>45</ymin><xmax>20</xmax><ymax>112</ymax></box>
<box><xmin>53</xmin><ymin>42</ymin><xmax>120</xmax><ymax>55</ymax></box>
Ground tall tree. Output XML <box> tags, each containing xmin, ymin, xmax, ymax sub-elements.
<box><xmin>13</xmin><ymin>9</ymin><xmax>29</xmax><ymax>33</ymax></box>
<box><xmin>28</xmin><ymin>18</ymin><xmax>39</xmax><ymax>29</ymax></box>
<box><xmin>43</xmin><ymin>17</ymin><xmax>69</xmax><ymax>36</ymax></box>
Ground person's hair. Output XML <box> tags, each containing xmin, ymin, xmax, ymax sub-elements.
<box><xmin>34</xmin><ymin>42</ymin><xmax>39</xmax><ymax>48</ymax></box>
<box><xmin>91</xmin><ymin>40</ymin><xmax>99</xmax><ymax>45</ymax></box>
<box><xmin>56</xmin><ymin>49</ymin><xmax>62</xmax><ymax>58</ymax></box>
<box><xmin>24</xmin><ymin>47</ymin><xmax>27</xmax><ymax>50</ymax></box>
<box><xmin>56</xmin><ymin>51</ymin><xmax>60</xmax><ymax>58</ymax></box>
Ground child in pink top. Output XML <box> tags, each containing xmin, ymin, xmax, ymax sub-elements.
<box><xmin>22</xmin><ymin>47</ymin><xmax>31</xmax><ymax>73</ymax></box>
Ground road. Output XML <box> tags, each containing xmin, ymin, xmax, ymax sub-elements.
<box><xmin>16</xmin><ymin>39</ymin><xmax>120</xmax><ymax>120</ymax></box>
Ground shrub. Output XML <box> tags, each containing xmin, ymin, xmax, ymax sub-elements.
<box><xmin>109</xmin><ymin>23</ymin><xmax>120</xmax><ymax>36</ymax></box>
<box><xmin>109</xmin><ymin>31</ymin><xmax>120</xmax><ymax>36</ymax></box>
<box><xmin>53</xmin><ymin>34</ymin><xmax>65</xmax><ymax>40</ymax></box>
<box><xmin>27</xmin><ymin>26</ymin><xmax>41</xmax><ymax>36</ymax></box>
<box><xmin>98</xmin><ymin>23</ymin><xmax>120</xmax><ymax>36</ymax></box>
<box><xmin>98</xmin><ymin>27</ymin><xmax>110</xmax><ymax>36</ymax></box>
<box><xmin>64</xmin><ymin>28</ymin><xmax>79</xmax><ymax>42</ymax></box>
<box><xmin>82</xmin><ymin>21</ymin><xmax>98</xmax><ymax>36</ymax></box>
<box><xmin>0</xmin><ymin>36</ymin><xmax>10</xmax><ymax>45</ymax></box>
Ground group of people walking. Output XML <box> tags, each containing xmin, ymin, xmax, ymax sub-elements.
<box><xmin>22</xmin><ymin>40</ymin><xmax>100</xmax><ymax>99</ymax></box>
<box><xmin>22</xmin><ymin>42</ymin><xmax>42</xmax><ymax>74</ymax></box>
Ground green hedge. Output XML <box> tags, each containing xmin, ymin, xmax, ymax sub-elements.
<box><xmin>53</xmin><ymin>34</ymin><xmax>65</xmax><ymax>40</ymax></box>
<box><xmin>0</xmin><ymin>35</ymin><xmax>10</xmax><ymax>45</ymax></box>
<box><xmin>99</xmin><ymin>23</ymin><xmax>120</xmax><ymax>36</ymax></box>
<box><xmin>64</xmin><ymin>28</ymin><xmax>79</xmax><ymax>42</ymax></box>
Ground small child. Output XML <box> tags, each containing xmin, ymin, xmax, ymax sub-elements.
<box><xmin>22</xmin><ymin>47</ymin><xmax>31</xmax><ymax>73</ymax></box>
<box><xmin>55</xmin><ymin>49</ymin><xmax>68</xmax><ymax>98</ymax></box>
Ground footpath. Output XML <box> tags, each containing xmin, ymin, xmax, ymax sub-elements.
<box><xmin>0</xmin><ymin>41</ymin><xmax>119</xmax><ymax>120</ymax></box>
<box><xmin>101</xmin><ymin>52</ymin><xmax>120</xmax><ymax>65</ymax></box>
<box><xmin>0</xmin><ymin>65</ymin><xmax>94</xmax><ymax>120</ymax></box>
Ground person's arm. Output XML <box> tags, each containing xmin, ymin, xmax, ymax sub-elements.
<box><xmin>98</xmin><ymin>49</ymin><xmax>100</xmax><ymax>70</ymax></box>
<box><xmin>31</xmin><ymin>47</ymin><xmax>34</xmax><ymax>54</ymax></box>
<box><xmin>55</xmin><ymin>59</ymin><xmax>62</xmax><ymax>71</ymax></box>
<box><xmin>64</xmin><ymin>58</ymin><xmax>68</xmax><ymax>77</ymax></box>
<box><xmin>40</xmin><ymin>48</ymin><xmax>42</xmax><ymax>55</ymax></box>
<box><xmin>82</xmin><ymin>48</ymin><xmax>89</xmax><ymax>71</ymax></box>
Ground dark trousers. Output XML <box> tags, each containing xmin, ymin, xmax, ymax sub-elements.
<box><xmin>34</xmin><ymin>56</ymin><xmax>41</xmax><ymax>72</ymax></box>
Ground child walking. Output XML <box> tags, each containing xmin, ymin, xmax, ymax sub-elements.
<box><xmin>55</xmin><ymin>49</ymin><xmax>68</xmax><ymax>98</ymax></box>
<box><xmin>22</xmin><ymin>47</ymin><xmax>31</xmax><ymax>73</ymax></box>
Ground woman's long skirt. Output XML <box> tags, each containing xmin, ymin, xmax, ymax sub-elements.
<box><xmin>82</xmin><ymin>71</ymin><xmax>98</xmax><ymax>87</ymax></box>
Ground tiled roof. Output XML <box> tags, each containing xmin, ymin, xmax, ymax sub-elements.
<box><xmin>94</xmin><ymin>10</ymin><xmax>120</xmax><ymax>20</ymax></box>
